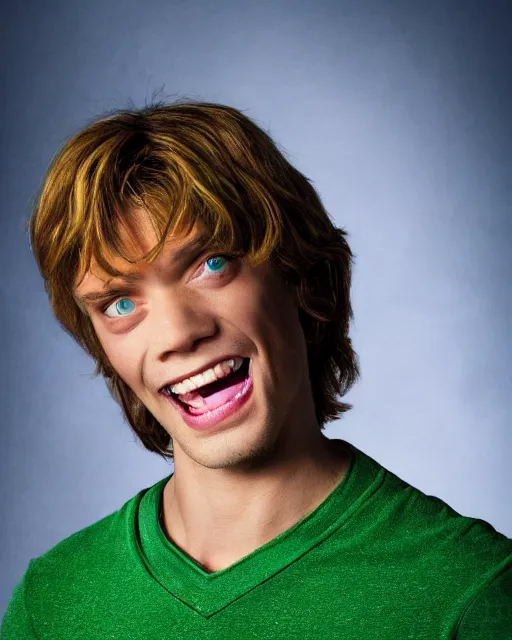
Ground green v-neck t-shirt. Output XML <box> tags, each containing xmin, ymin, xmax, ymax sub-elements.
<box><xmin>2</xmin><ymin>439</ymin><xmax>512</xmax><ymax>639</ymax></box>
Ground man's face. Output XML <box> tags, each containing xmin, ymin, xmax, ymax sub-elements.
<box><xmin>74</xmin><ymin>210</ymin><xmax>317</xmax><ymax>471</ymax></box>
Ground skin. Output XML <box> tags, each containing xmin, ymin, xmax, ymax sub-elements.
<box><xmin>74</xmin><ymin>208</ymin><xmax>351</xmax><ymax>573</ymax></box>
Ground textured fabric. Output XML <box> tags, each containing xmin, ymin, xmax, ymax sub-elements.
<box><xmin>2</xmin><ymin>439</ymin><xmax>512</xmax><ymax>639</ymax></box>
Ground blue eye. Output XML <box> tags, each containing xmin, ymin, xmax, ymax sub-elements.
<box><xmin>104</xmin><ymin>298</ymin><xmax>136</xmax><ymax>318</ymax></box>
<box><xmin>117</xmin><ymin>299</ymin><xmax>135</xmax><ymax>314</ymax></box>
<box><xmin>205</xmin><ymin>255</ymin><xmax>228</xmax><ymax>272</ymax></box>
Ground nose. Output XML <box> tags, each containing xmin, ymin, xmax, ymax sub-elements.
<box><xmin>146</xmin><ymin>288</ymin><xmax>219</xmax><ymax>362</ymax></box>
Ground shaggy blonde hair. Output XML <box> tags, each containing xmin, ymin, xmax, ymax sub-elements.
<box><xmin>28</xmin><ymin>99</ymin><xmax>360</xmax><ymax>460</ymax></box>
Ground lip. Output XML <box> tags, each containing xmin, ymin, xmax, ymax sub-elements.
<box><xmin>158</xmin><ymin>354</ymin><xmax>247</xmax><ymax>391</ymax></box>
<box><xmin>163</xmin><ymin>370</ymin><xmax>254</xmax><ymax>431</ymax></box>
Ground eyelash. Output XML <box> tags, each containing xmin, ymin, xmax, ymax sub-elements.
<box><xmin>100</xmin><ymin>253</ymin><xmax>237</xmax><ymax>316</ymax></box>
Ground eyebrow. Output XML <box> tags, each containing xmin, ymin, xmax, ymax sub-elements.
<box><xmin>74</xmin><ymin>232</ymin><xmax>211</xmax><ymax>307</ymax></box>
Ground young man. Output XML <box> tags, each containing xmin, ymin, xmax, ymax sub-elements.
<box><xmin>2</xmin><ymin>101</ymin><xmax>511</xmax><ymax>639</ymax></box>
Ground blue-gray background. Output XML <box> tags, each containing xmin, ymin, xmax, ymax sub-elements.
<box><xmin>2</xmin><ymin>0</ymin><xmax>512</xmax><ymax>616</ymax></box>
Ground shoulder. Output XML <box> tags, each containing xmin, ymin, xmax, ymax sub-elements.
<box><xmin>353</xmin><ymin>446</ymin><xmax>512</xmax><ymax>586</ymax></box>
<box><xmin>358</xmin><ymin>452</ymin><xmax>512</xmax><ymax>632</ymax></box>
<box><xmin>23</xmin><ymin>482</ymin><xmax>152</xmax><ymax>606</ymax></box>
<box><xmin>375</xmin><ymin>458</ymin><xmax>512</xmax><ymax>599</ymax></box>
<box><xmin>379</xmin><ymin>459</ymin><xmax>512</xmax><ymax>552</ymax></box>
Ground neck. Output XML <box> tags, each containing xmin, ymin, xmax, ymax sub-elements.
<box><xmin>160</xmin><ymin>435</ymin><xmax>351</xmax><ymax>573</ymax></box>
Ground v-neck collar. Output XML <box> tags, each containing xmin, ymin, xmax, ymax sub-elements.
<box><xmin>134</xmin><ymin>439</ymin><xmax>382</xmax><ymax>617</ymax></box>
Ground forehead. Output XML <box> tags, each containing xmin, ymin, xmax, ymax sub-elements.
<box><xmin>74</xmin><ymin>209</ymin><xmax>208</xmax><ymax>297</ymax></box>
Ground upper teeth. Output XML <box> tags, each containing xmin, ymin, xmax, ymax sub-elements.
<box><xmin>166</xmin><ymin>357</ymin><xmax>244</xmax><ymax>396</ymax></box>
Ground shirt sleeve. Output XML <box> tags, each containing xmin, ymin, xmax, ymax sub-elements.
<box><xmin>0</xmin><ymin>564</ymin><xmax>39</xmax><ymax>639</ymax></box>
<box><xmin>456</xmin><ymin>566</ymin><xmax>512</xmax><ymax>639</ymax></box>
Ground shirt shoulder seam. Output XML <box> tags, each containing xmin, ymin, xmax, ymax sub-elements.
<box><xmin>454</xmin><ymin>559</ymin><xmax>512</xmax><ymax>635</ymax></box>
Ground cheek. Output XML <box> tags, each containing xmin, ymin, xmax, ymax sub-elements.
<box><xmin>246</xmin><ymin>277</ymin><xmax>306</xmax><ymax>369</ymax></box>
<box><xmin>94</xmin><ymin>326</ymin><xmax>142</xmax><ymax>386</ymax></box>
<box><xmin>108</xmin><ymin>350</ymin><xmax>139</xmax><ymax>382</ymax></box>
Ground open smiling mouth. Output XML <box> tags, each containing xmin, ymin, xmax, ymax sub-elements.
<box><xmin>166</xmin><ymin>357</ymin><xmax>251</xmax><ymax>415</ymax></box>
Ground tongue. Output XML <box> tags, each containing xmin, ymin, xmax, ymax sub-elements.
<box><xmin>179</xmin><ymin>378</ymin><xmax>247</xmax><ymax>415</ymax></box>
